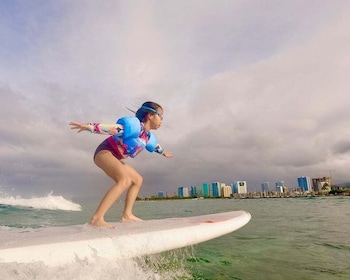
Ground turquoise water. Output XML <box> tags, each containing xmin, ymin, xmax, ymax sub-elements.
<box><xmin>0</xmin><ymin>195</ymin><xmax>349</xmax><ymax>279</ymax></box>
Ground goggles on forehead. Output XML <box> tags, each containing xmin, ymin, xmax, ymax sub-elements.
<box><xmin>141</xmin><ymin>106</ymin><xmax>163</xmax><ymax>119</ymax></box>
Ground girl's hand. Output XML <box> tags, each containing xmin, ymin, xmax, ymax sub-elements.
<box><xmin>162</xmin><ymin>151</ymin><xmax>173</xmax><ymax>158</ymax></box>
<box><xmin>69</xmin><ymin>122</ymin><xmax>89</xmax><ymax>133</ymax></box>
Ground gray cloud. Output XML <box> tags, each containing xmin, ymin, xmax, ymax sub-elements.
<box><xmin>332</xmin><ymin>141</ymin><xmax>350</xmax><ymax>155</ymax></box>
<box><xmin>1</xmin><ymin>1</ymin><xmax>350</xmax><ymax>199</ymax></box>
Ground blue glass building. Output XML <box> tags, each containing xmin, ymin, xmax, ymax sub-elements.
<box><xmin>298</xmin><ymin>176</ymin><xmax>312</xmax><ymax>192</ymax></box>
<box><xmin>177</xmin><ymin>187</ymin><xmax>184</xmax><ymax>198</ymax></box>
<box><xmin>158</xmin><ymin>191</ymin><xmax>164</xmax><ymax>198</ymax></box>
<box><xmin>212</xmin><ymin>182</ymin><xmax>221</xmax><ymax>197</ymax></box>
<box><xmin>202</xmin><ymin>183</ymin><xmax>210</xmax><ymax>197</ymax></box>
<box><xmin>190</xmin><ymin>186</ymin><xmax>197</xmax><ymax>197</ymax></box>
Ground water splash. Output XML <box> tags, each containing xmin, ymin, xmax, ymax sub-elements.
<box><xmin>135</xmin><ymin>248</ymin><xmax>195</xmax><ymax>279</ymax></box>
<box><xmin>0</xmin><ymin>192</ymin><xmax>81</xmax><ymax>211</ymax></box>
<box><xmin>0</xmin><ymin>248</ymin><xmax>195</xmax><ymax>280</ymax></box>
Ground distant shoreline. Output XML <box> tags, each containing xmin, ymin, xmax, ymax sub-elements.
<box><xmin>139</xmin><ymin>192</ymin><xmax>350</xmax><ymax>201</ymax></box>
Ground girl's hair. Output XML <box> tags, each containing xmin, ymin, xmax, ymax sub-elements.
<box><xmin>135</xmin><ymin>101</ymin><xmax>162</xmax><ymax>122</ymax></box>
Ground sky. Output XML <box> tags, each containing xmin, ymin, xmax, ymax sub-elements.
<box><xmin>1</xmin><ymin>0</ymin><xmax>350</xmax><ymax>199</ymax></box>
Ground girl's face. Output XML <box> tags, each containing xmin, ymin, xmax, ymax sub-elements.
<box><xmin>149</xmin><ymin>107</ymin><xmax>163</xmax><ymax>130</ymax></box>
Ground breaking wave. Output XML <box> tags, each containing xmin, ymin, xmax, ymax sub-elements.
<box><xmin>0</xmin><ymin>192</ymin><xmax>81</xmax><ymax>211</ymax></box>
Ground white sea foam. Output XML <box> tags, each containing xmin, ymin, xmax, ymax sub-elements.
<box><xmin>0</xmin><ymin>259</ymin><xmax>158</xmax><ymax>280</ymax></box>
<box><xmin>0</xmin><ymin>250</ymin><xmax>191</xmax><ymax>280</ymax></box>
<box><xmin>0</xmin><ymin>192</ymin><xmax>82</xmax><ymax>211</ymax></box>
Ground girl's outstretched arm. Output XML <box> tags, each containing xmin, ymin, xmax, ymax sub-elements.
<box><xmin>69</xmin><ymin>122</ymin><xmax>124</xmax><ymax>136</ymax></box>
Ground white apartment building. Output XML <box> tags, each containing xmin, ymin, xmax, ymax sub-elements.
<box><xmin>221</xmin><ymin>185</ymin><xmax>232</xmax><ymax>198</ymax></box>
<box><xmin>232</xmin><ymin>181</ymin><xmax>248</xmax><ymax>194</ymax></box>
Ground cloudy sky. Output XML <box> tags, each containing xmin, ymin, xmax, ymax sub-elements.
<box><xmin>1</xmin><ymin>0</ymin><xmax>349</xmax><ymax>199</ymax></box>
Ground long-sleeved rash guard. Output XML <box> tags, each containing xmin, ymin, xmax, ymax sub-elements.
<box><xmin>87</xmin><ymin>122</ymin><xmax>164</xmax><ymax>158</ymax></box>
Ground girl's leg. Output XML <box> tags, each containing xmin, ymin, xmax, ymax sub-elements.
<box><xmin>121</xmin><ymin>163</ymin><xmax>143</xmax><ymax>222</ymax></box>
<box><xmin>90</xmin><ymin>150</ymin><xmax>131</xmax><ymax>228</ymax></box>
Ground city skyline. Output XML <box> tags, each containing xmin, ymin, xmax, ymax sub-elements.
<box><xmin>156</xmin><ymin>174</ymin><xmax>338</xmax><ymax>198</ymax></box>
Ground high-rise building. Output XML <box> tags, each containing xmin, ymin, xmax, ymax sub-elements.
<box><xmin>190</xmin><ymin>186</ymin><xmax>197</xmax><ymax>197</ymax></box>
<box><xmin>178</xmin><ymin>187</ymin><xmax>189</xmax><ymax>197</ymax></box>
<box><xmin>312</xmin><ymin>177</ymin><xmax>331</xmax><ymax>192</ymax></box>
<box><xmin>221</xmin><ymin>185</ymin><xmax>232</xmax><ymax>198</ymax></box>
<box><xmin>275</xmin><ymin>181</ymin><xmax>284</xmax><ymax>193</ymax></box>
<box><xmin>178</xmin><ymin>187</ymin><xmax>183</xmax><ymax>197</ymax></box>
<box><xmin>202</xmin><ymin>183</ymin><xmax>210</xmax><ymax>197</ymax></box>
<box><xmin>232</xmin><ymin>181</ymin><xmax>248</xmax><ymax>194</ymax></box>
<box><xmin>212</xmin><ymin>182</ymin><xmax>221</xmax><ymax>197</ymax></box>
<box><xmin>183</xmin><ymin>187</ymin><xmax>189</xmax><ymax>197</ymax></box>
<box><xmin>157</xmin><ymin>191</ymin><xmax>164</xmax><ymax>198</ymax></box>
<box><xmin>261</xmin><ymin>182</ymin><xmax>269</xmax><ymax>193</ymax></box>
<box><xmin>297</xmin><ymin>176</ymin><xmax>312</xmax><ymax>192</ymax></box>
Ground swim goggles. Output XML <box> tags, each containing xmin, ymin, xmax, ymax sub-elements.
<box><xmin>141</xmin><ymin>106</ymin><xmax>163</xmax><ymax>119</ymax></box>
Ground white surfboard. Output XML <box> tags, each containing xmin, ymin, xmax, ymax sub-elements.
<box><xmin>0</xmin><ymin>211</ymin><xmax>251</xmax><ymax>267</ymax></box>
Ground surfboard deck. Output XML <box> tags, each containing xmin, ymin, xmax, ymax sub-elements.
<box><xmin>0</xmin><ymin>211</ymin><xmax>251</xmax><ymax>266</ymax></box>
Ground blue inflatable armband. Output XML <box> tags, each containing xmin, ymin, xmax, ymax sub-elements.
<box><xmin>123</xmin><ymin>137</ymin><xmax>146</xmax><ymax>158</ymax></box>
<box><xmin>146</xmin><ymin>132</ymin><xmax>157</xmax><ymax>152</ymax></box>
<box><xmin>116</xmin><ymin>116</ymin><xmax>141</xmax><ymax>139</ymax></box>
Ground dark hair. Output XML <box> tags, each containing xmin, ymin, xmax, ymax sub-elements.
<box><xmin>135</xmin><ymin>101</ymin><xmax>162</xmax><ymax>122</ymax></box>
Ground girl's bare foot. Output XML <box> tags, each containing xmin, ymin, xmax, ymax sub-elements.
<box><xmin>121</xmin><ymin>214</ymin><xmax>143</xmax><ymax>223</ymax></box>
<box><xmin>89</xmin><ymin>217</ymin><xmax>115</xmax><ymax>229</ymax></box>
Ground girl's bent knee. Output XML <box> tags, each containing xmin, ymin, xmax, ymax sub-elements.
<box><xmin>135</xmin><ymin>175</ymin><xmax>143</xmax><ymax>186</ymax></box>
<box><xmin>118</xmin><ymin>176</ymin><xmax>132</xmax><ymax>189</ymax></box>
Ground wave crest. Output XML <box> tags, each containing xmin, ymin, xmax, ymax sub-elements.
<box><xmin>0</xmin><ymin>192</ymin><xmax>82</xmax><ymax>211</ymax></box>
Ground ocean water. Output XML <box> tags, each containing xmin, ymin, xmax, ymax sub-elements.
<box><xmin>0</xmin><ymin>193</ymin><xmax>349</xmax><ymax>279</ymax></box>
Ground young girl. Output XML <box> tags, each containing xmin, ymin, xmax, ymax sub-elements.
<box><xmin>69</xmin><ymin>101</ymin><xmax>173</xmax><ymax>228</ymax></box>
